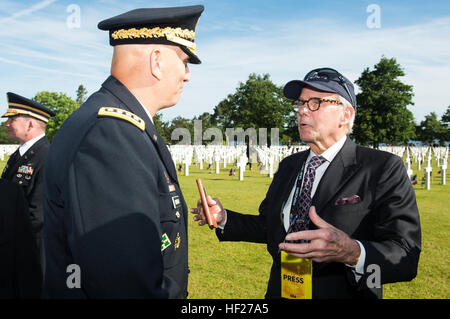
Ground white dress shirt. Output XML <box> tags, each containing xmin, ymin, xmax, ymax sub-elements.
<box><xmin>136</xmin><ymin>98</ymin><xmax>154</xmax><ymax>124</ymax></box>
<box><xmin>19</xmin><ymin>133</ymin><xmax>45</xmax><ymax>156</ymax></box>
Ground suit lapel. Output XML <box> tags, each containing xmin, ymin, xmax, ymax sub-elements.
<box><xmin>312</xmin><ymin>137</ymin><xmax>361</xmax><ymax>214</ymax></box>
<box><xmin>102</xmin><ymin>76</ymin><xmax>178</xmax><ymax>184</ymax></box>
<box><xmin>281</xmin><ymin>151</ymin><xmax>309</xmax><ymax>208</ymax></box>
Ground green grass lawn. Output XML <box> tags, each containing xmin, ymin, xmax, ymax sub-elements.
<box><xmin>382</xmin><ymin>162</ymin><xmax>450</xmax><ymax>299</ymax></box>
<box><xmin>181</xmin><ymin>165</ymin><xmax>273</xmax><ymax>299</ymax></box>
<box><xmin>1</xmin><ymin>155</ymin><xmax>448</xmax><ymax>299</ymax></box>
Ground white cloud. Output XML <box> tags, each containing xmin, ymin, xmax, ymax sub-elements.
<box><xmin>0</xmin><ymin>0</ymin><xmax>58</xmax><ymax>23</ymax></box>
<box><xmin>0</xmin><ymin>2</ymin><xmax>113</xmax><ymax>107</ymax></box>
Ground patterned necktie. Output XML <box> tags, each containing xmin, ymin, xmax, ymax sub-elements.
<box><xmin>290</xmin><ymin>155</ymin><xmax>327</xmax><ymax>234</ymax></box>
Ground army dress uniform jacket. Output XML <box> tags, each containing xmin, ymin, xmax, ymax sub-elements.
<box><xmin>43</xmin><ymin>76</ymin><xmax>189</xmax><ymax>298</ymax></box>
<box><xmin>2</xmin><ymin>136</ymin><xmax>49</xmax><ymax>267</ymax></box>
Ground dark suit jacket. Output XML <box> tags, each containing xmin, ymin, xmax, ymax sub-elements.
<box><xmin>217</xmin><ymin>137</ymin><xmax>421</xmax><ymax>299</ymax></box>
<box><xmin>43</xmin><ymin>76</ymin><xmax>189</xmax><ymax>298</ymax></box>
<box><xmin>1</xmin><ymin>136</ymin><xmax>49</xmax><ymax>269</ymax></box>
<box><xmin>0</xmin><ymin>179</ymin><xmax>42</xmax><ymax>298</ymax></box>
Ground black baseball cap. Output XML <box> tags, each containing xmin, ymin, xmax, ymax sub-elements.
<box><xmin>283</xmin><ymin>67</ymin><xmax>357</xmax><ymax>109</ymax></box>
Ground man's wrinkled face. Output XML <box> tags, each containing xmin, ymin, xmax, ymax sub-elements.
<box><xmin>297</xmin><ymin>87</ymin><xmax>348</xmax><ymax>151</ymax></box>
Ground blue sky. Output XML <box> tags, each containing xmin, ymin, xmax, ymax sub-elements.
<box><xmin>1</xmin><ymin>0</ymin><xmax>450</xmax><ymax>124</ymax></box>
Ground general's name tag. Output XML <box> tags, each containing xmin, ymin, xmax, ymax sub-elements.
<box><xmin>171</xmin><ymin>195</ymin><xmax>181</xmax><ymax>209</ymax></box>
<box><xmin>281</xmin><ymin>251</ymin><xmax>312</xmax><ymax>299</ymax></box>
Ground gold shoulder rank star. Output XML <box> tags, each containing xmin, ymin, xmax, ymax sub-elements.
<box><xmin>97</xmin><ymin>107</ymin><xmax>145</xmax><ymax>131</ymax></box>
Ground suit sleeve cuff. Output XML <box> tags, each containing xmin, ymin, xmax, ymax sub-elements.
<box><xmin>217</xmin><ymin>209</ymin><xmax>227</xmax><ymax>233</ymax></box>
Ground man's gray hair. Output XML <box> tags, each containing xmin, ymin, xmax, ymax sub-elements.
<box><xmin>337</xmin><ymin>95</ymin><xmax>355</xmax><ymax>134</ymax></box>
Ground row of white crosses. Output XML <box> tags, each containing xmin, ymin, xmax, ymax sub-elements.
<box><xmin>167</xmin><ymin>144</ymin><xmax>311</xmax><ymax>181</ymax></box>
<box><xmin>252</xmin><ymin>145</ymin><xmax>309</xmax><ymax>178</ymax></box>
<box><xmin>409</xmin><ymin>146</ymin><xmax>448</xmax><ymax>188</ymax></box>
<box><xmin>168</xmin><ymin>144</ymin><xmax>448</xmax><ymax>186</ymax></box>
<box><xmin>381</xmin><ymin>145</ymin><xmax>448</xmax><ymax>189</ymax></box>
<box><xmin>0</xmin><ymin>144</ymin><xmax>19</xmax><ymax>161</ymax></box>
<box><xmin>168</xmin><ymin>145</ymin><xmax>247</xmax><ymax>178</ymax></box>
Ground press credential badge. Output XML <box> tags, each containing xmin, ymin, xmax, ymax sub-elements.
<box><xmin>281</xmin><ymin>251</ymin><xmax>312</xmax><ymax>299</ymax></box>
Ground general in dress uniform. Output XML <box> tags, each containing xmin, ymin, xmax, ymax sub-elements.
<box><xmin>43</xmin><ymin>5</ymin><xmax>204</xmax><ymax>298</ymax></box>
<box><xmin>2</xmin><ymin>92</ymin><xmax>56</xmax><ymax>272</ymax></box>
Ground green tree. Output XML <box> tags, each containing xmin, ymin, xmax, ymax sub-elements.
<box><xmin>192</xmin><ymin>112</ymin><xmax>224</xmax><ymax>145</ymax></box>
<box><xmin>193</xmin><ymin>112</ymin><xmax>214</xmax><ymax>130</ymax></box>
<box><xmin>283</xmin><ymin>112</ymin><xmax>300</xmax><ymax>145</ymax></box>
<box><xmin>442</xmin><ymin>106</ymin><xmax>450</xmax><ymax>124</ymax></box>
<box><xmin>441</xmin><ymin>106</ymin><xmax>450</xmax><ymax>142</ymax></box>
<box><xmin>352</xmin><ymin>57</ymin><xmax>416</xmax><ymax>148</ymax></box>
<box><xmin>34</xmin><ymin>91</ymin><xmax>79</xmax><ymax>142</ymax></box>
<box><xmin>168</xmin><ymin>116</ymin><xmax>194</xmax><ymax>145</ymax></box>
<box><xmin>153</xmin><ymin>112</ymin><xmax>171</xmax><ymax>144</ymax></box>
<box><xmin>416</xmin><ymin>112</ymin><xmax>447</xmax><ymax>145</ymax></box>
<box><xmin>212</xmin><ymin>73</ymin><xmax>294</xmax><ymax>145</ymax></box>
<box><xmin>76</xmin><ymin>85</ymin><xmax>88</xmax><ymax>105</ymax></box>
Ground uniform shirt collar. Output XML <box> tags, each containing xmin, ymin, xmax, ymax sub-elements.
<box><xmin>135</xmin><ymin>97</ymin><xmax>154</xmax><ymax>124</ymax></box>
<box><xmin>19</xmin><ymin>133</ymin><xmax>45</xmax><ymax>156</ymax></box>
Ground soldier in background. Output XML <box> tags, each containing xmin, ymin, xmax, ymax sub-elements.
<box><xmin>2</xmin><ymin>92</ymin><xmax>55</xmax><ymax>271</ymax></box>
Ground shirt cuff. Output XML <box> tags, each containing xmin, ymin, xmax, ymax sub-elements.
<box><xmin>345</xmin><ymin>240</ymin><xmax>366</xmax><ymax>282</ymax></box>
<box><xmin>217</xmin><ymin>209</ymin><xmax>227</xmax><ymax>231</ymax></box>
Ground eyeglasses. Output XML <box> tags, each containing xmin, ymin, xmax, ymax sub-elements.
<box><xmin>294</xmin><ymin>97</ymin><xmax>342</xmax><ymax>112</ymax></box>
<box><xmin>303</xmin><ymin>67</ymin><xmax>356</xmax><ymax>108</ymax></box>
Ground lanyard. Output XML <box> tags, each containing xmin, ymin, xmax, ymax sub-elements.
<box><xmin>286</xmin><ymin>161</ymin><xmax>307</xmax><ymax>234</ymax></box>
<box><xmin>291</xmin><ymin>161</ymin><xmax>306</xmax><ymax>213</ymax></box>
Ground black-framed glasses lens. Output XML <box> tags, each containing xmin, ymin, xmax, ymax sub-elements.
<box><xmin>295</xmin><ymin>98</ymin><xmax>321</xmax><ymax>112</ymax></box>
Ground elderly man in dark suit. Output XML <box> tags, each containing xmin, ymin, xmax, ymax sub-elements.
<box><xmin>191</xmin><ymin>67</ymin><xmax>421</xmax><ymax>299</ymax></box>
<box><xmin>43</xmin><ymin>5</ymin><xmax>204</xmax><ymax>298</ymax></box>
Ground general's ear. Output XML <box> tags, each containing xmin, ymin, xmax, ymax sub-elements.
<box><xmin>149</xmin><ymin>48</ymin><xmax>163</xmax><ymax>80</ymax></box>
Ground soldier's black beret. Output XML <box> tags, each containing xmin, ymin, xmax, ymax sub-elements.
<box><xmin>98</xmin><ymin>5</ymin><xmax>204</xmax><ymax>64</ymax></box>
<box><xmin>2</xmin><ymin>92</ymin><xmax>55</xmax><ymax>123</ymax></box>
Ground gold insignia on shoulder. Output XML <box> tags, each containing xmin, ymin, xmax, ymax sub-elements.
<box><xmin>97</xmin><ymin>107</ymin><xmax>145</xmax><ymax>131</ymax></box>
